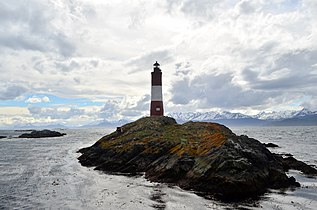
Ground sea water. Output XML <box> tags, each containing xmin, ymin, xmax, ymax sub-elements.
<box><xmin>0</xmin><ymin>127</ymin><xmax>316</xmax><ymax>210</ymax></box>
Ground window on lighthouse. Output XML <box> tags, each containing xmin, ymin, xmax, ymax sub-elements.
<box><xmin>156</xmin><ymin>107</ymin><xmax>161</xmax><ymax>111</ymax></box>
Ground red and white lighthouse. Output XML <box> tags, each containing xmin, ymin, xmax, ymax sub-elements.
<box><xmin>150</xmin><ymin>61</ymin><xmax>164</xmax><ymax>116</ymax></box>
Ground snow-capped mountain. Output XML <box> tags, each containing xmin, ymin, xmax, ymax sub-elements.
<box><xmin>12</xmin><ymin>123</ymin><xmax>68</xmax><ymax>130</ymax></box>
<box><xmin>253</xmin><ymin>108</ymin><xmax>317</xmax><ymax>120</ymax></box>
<box><xmin>167</xmin><ymin>108</ymin><xmax>317</xmax><ymax>126</ymax></box>
<box><xmin>81</xmin><ymin>119</ymin><xmax>130</xmax><ymax>128</ymax></box>
<box><xmin>253</xmin><ymin>110</ymin><xmax>298</xmax><ymax>120</ymax></box>
<box><xmin>293</xmin><ymin>108</ymin><xmax>317</xmax><ymax>118</ymax></box>
<box><xmin>168</xmin><ymin>111</ymin><xmax>251</xmax><ymax>123</ymax></box>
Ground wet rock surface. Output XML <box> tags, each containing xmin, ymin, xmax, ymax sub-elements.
<box><xmin>274</xmin><ymin>154</ymin><xmax>317</xmax><ymax>176</ymax></box>
<box><xmin>78</xmin><ymin>116</ymin><xmax>314</xmax><ymax>201</ymax></box>
<box><xmin>18</xmin><ymin>129</ymin><xmax>66</xmax><ymax>138</ymax></box>
<box><xmin>263</xmin><ymin>142</ymin><xmax>279</xmax><ymax>148</ymax></box>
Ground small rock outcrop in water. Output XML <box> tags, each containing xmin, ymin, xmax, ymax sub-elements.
<box><xmin>263</xmin><ymin>142</ymin><xmax>279</xmax><ymax>148</ymax></box>
<box><xmin>0</xmin><ymin>136</ymin><xmax>6</xmax><ymax>139</ymax></box>
<box><xmin>18</xmin><ymin>129</ymin><xmax>66</xmax><ymax>138</ymax></box>
<box><xmin>274</xmin><ymin>154</ymin><xmax>317</xmax><ymax>176</ymax></box>
<box><xmin>78</xmin><ymin>116</ymin><xmax>304</xmax><ymax>201</ymax></box>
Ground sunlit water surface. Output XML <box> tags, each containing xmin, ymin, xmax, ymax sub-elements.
<box><xmin>0</xmin><ymin>126</ymin><xmax>316</xmax><ymax>209</ymax></box>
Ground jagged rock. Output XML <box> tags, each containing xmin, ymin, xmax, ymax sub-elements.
<box><xmin>263</xmin><ymin>142</ymin><xmax>279</xmax><ymax>148</ymax></box>
<box><xmin>273</xmin><ymin>154</ymin><xmax>317</xmax><ymax>176</ymax></box>
<box><xmin>18</xmin><ymin>129</ymin><xmax>66</xmax><ymax>138</ymax></box>
<box><xmin>78</xmin><ymin>116</ymin><xmax>304</xmax><ymax>201</ymax></box>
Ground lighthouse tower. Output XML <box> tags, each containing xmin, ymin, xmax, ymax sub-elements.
<box><xmin>150</xmin><ymin>61</ymin><xmax>164</xmax><ymax>116</ymax></box>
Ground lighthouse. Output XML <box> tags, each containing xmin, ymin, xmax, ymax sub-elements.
<box><xmin>150</xmin><ymin>61</ymin><xmax>164</xmax><ymax>116</ymax></box>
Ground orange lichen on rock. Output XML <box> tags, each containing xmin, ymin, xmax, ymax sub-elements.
<box><xmin>197</xmin><ymin>132</ymin><xmax>226</xmax><ymax>155</ymax></box>
<box><xmin>97</xmin><ymin>117</ymin><xmax>232</xmax><ymax>156</ymax></box>
<box><xmin>168</xmin><ymin>130</ymin><xmax>226</xmax><ymax>156</ymax></box>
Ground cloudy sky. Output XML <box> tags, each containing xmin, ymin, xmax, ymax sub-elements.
<box><xmin>0</xmin><ymin>0</ymin><xmax>317</xmax><ymax>128</ymax></box>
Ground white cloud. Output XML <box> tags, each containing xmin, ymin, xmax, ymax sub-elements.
<box><xmin>28</xmin><ymin>106</ymin><xmax>86</xmax><ymax>119</ymax></box>
<box><xmin>0</xmin><ymin>84</ymin><xmax>28</xmax><ymax>100</ymax></box>
<box><xmin>98</xmin><ymin>95</ymin><xmax>150</xmax><ymax>120</ymax></box>
<box><xmin>42</xmin><ymin>96</ymin><xmax>50</xmax><ymax>103</ymax></box>
<box><xmin>0</xmin><ymin>1</ymin><xmax>76</xmax><ymax>56</ymax></box>
<box><xmin>25</xmin><ymin>96</ymin><xmax>50</xmax><ymax>103</ymax></box>
<box><xmin>25</xmin><ymin>97</ymin><xmax>41</xmax><ymax>104</ymax></box>
<box><xmin>1</xmin><ymin>0</ymin><xmax>317</xmax><ymax>127</ymax></box>
<box><xmin>167</xmin><ymin>0</ymin><xmax>317</xmax><ymax>112</ymax></box>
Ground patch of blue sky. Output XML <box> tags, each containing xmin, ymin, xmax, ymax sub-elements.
<box><xmin>289</xmin><ymin>95</ymin><xmax>311</xmax><ymax>107</ymax></box>
<box><xmin>270</xmin><ymin>0</ymin><xmax>301</xmax><ymax>13</ymax></box>
<box><xmin>283</xmin><ymin>0</ymin><xmax>301</xmax><ymax>10</ymax></box>
<box><xmin>0</xmin><ymin>94</ymin><xmax>105</xmax><ymax>107</ymax></box>
<box><xmin>227</xmin><ymin>0</ymin><xmax>300</xmax><ymax>11</ymax></box>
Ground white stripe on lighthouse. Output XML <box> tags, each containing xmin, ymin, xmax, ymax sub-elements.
<box><xmin>151</xmin><ymin>86</ymin><xmax>163</xmax><ymax>101</ymax></box>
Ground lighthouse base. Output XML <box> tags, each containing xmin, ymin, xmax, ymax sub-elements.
<box><xmin>150</xmin><ymin>101</ymin><xmax>164</xmax><ymax>116</ymax></box>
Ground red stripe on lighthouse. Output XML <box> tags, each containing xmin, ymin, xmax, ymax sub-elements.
<box><xmin>150</xmin><ymin>101</ymin><xmax>163</xmax><ymax>116</ymax></box>
<box><xmin>151</xmin><ymin>71</ymin><xmax>162</xmax><ymax>85</ymax></box>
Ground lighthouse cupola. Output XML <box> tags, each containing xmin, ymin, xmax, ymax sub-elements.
<box><xmin>150</xmin><ymin>61</ymin><xmax>164</xmax><ymax>116</ymax></box>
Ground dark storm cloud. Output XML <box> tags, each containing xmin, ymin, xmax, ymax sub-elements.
<box><xmin>0</xmin><ymin>85</ymin><xmax>28</xmax><ymax>100</ymax></box>
<box><xmin>243</xmin><ymin>49</ymin><xmax>317</xmax><ymax>90</ymax></box>
<box><xmin>172</xmin><ymin>49</ymin><xmax>317</xmax><ymax>110</ymax></box>
<box><xmin>0</xmin><ymin>1</ymin><xmax>76</xmax><ymax>56</ymax></box>
<box><xmin>170</xmin><ymin>77</ymin><xmax>193</xmax><ymax>105</ymax></box>
<box><xmin>249</xmin><ymin>73</ymin><xmax>317</xmax><ymax>90</ymax></box>
<box><xmin>273</xmin><ymin>49</ymin><xmax>317</xmax><ymax>75</ymax></box>
<box><xmin>171</xmin><ymin>73</ymin><xmax>272</xmax><ymax>109</ymax></box>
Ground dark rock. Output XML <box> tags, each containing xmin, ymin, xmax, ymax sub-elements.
<box><xmin>274</xmin><ymin>154</ymin><xmax>317</xmax><ymax>176</ymax></box>
<box><xmin>288</xmin><ymin>176</ymin><xmax>301</xmax><ymax>187</ymax></box>
<box><xmin>18</xmin><ymin>129</ymin><xmax>66</xmax><ymax>138</ymax></box>
<box><xmin>78</xmin><ymin>116</ymin><xmax>305</xmax><ymax>201</ymax></box>
<box><xmin>0</xmin><ymin>136</ymin><xmax>6</xmax><ymax>139</ymax></box>
<box><xmin>263</xmin><ymin>142</ymin><xmax>279</xmax><ymax>148</ymax></box>
<box><xmin>280</xmin><ymin>153</ymin><xmax>293</xmax><ymax>157</ymax></box>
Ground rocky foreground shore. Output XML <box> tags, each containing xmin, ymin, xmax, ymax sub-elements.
<box><xmin>78</xmin><ymin>116</ymin><xmax>316</xmax><ymax>201</ymax></box>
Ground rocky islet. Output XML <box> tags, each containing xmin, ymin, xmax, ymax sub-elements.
<box><xmin>78</xmin><ymin>116</ymin><xmax>316</xmax><ymax>201</ymax></box>
<box><xmin>18</xmin><ymin>129</ymin><xmax>66</xmax><ymax>138</ymax></box>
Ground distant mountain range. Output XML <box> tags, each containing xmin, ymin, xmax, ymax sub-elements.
<box><xmin>8</xmin><ymin>120</ymin><xmax>130</xmax><ymax>130</ymax></box>
<box><xmin>6</xmin><ymin>108</ymin><xmax>316</xmax><ymax>130</ymax></box>
<box><xmin>167</xmin><ymin>108</ymin><xmax>317</xmax><ymax>126</ymax></box>
<box><xmin>12</xmin><ymin>124</ymin><xmax>68</xmax><ymax>130</ymax></box>
<box><xmin>80</xmin><ymin>119</ymin><xmax>130</xmax><ymax>128</ymax></box>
